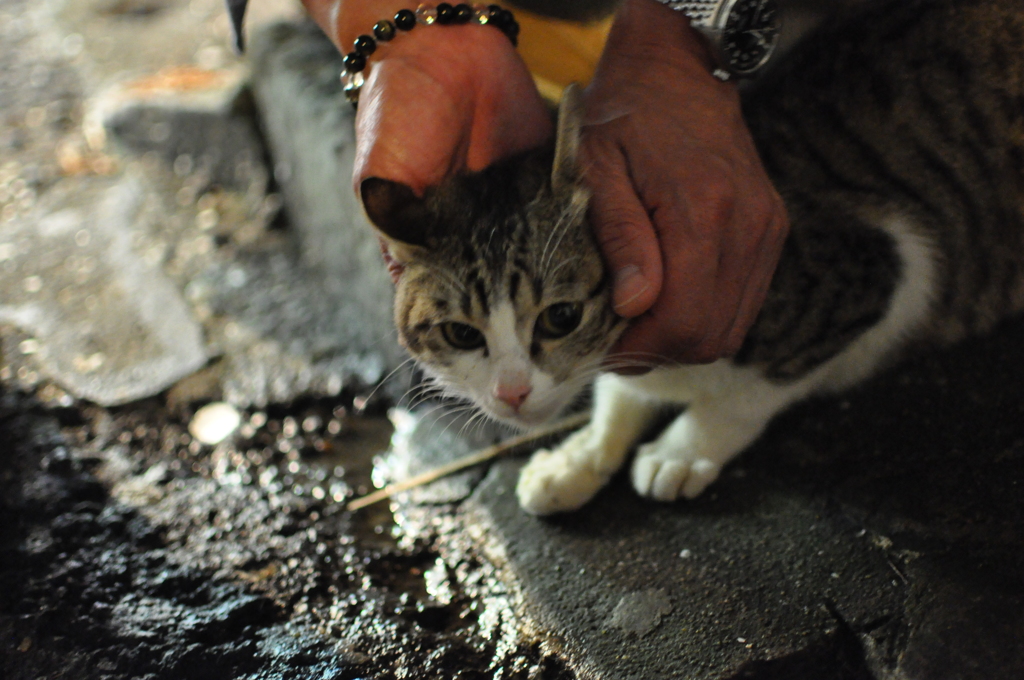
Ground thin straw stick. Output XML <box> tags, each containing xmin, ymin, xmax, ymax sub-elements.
<box><xmin>347</xmin><ymin>411</ymin><xmax>590</xmax><ymax>511</ymax></box>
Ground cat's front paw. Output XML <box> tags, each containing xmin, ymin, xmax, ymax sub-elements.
<box><xmin>631</xmin><ymin>441</ymin><xmax>722</xmax><ymax>502</ymax></box>
<box><xmin>516</xmin><ymin>436</ymin><xmax>610</xmax><ymax>515</ymax></box>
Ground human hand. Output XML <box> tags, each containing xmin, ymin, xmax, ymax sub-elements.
<box><xmin>321</xmin><ymin>4</ymin><xmax>553</xmax><ymax>194</ymax></box>
<box><xmin>299</xmin><ymin>0</ymin><xmax>552</xmax><ymax>193</ymax></box>
<box><xmin>583</xmin><ymin>0</ymin><xmax>789</xmax><ymax>368</ymax></box>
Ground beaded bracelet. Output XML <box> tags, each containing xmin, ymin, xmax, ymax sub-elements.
<box><xmin>340</xmin><ymin>3</ymin><xmax>520</xmax><ymax>106</ymax></box>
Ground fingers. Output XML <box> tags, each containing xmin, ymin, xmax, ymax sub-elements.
<box><xmin>610</xmin><ymin>243</ymin><xmax>719</xmax><ymax>366</ymax></box>
<box><xmin>584</xmin><ymin>135</ymin><xmax>663</xmax><ymax>319</ymax></box>
<box><xmin>607</xmin><ymin>175</ymin><xmax>787</xmax><ymax>367</ymax></box>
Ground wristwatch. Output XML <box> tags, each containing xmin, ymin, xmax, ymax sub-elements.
<box><xmin>657</xmin><ymin>0</ymin><xmax>782</xmax><ymax>79</ymax></box>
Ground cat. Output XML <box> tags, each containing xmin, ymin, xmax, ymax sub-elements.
<box><xmin>360</xmin><ymin>0</ymin><xmax>1024</xmax><ymax>515</ymax></box>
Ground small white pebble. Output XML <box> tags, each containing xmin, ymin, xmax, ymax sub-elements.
<box><xmin>679</xmin><ymin>549</ymin><xmax>692</xmax><ymax>559</ymax></box>
<box><xmin>737</xmin><ymin>637</ymin><xmax>746</xmax><ymax>644</ymax></box>
<box><xmin>23</xmin><ymin>275</ymin><xmax>42</xmax><ymax>293</ymax></box>
<box><xmin>189</xmin><ymin>402</ymin><xmax>241</xmax><ymax>445</ymax></box>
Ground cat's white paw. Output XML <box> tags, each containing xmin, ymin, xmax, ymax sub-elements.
<box><xmin>631</xmin><ymin>440</ymin><xmax>722</xmax><ymax>502</ymax></box>
<box><xmin>516</xmin><ymin>432</ymin><xmax>610</xmax><ymax>515</ymax></box>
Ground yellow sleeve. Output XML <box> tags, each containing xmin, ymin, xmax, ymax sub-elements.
<box><xmin>513</xmin><ymin>8</ymin><xmax>613</xmax><ymax>103</ymax></box>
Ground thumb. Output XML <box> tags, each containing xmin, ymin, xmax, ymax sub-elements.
<box><xmin>585</xmin><ymin>143</ymin><xmax>662</xmax><ymax>318</ymax></box>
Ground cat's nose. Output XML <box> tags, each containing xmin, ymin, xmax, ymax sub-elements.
<box><xmin>494</xmin><ymin>383</ymin><xmax>532</xmax><ymax>411</ymax></box>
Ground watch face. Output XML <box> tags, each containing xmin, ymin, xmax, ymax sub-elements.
<box><xmin>723</xmin><ymin>0</ymin><xmax>780</xmax><ymax>75</ymax></box>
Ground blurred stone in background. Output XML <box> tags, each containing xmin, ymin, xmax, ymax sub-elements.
<box><xmin>1</xmin><ymin>0</ymin><xmax>407</xmax><ymax>408</ymax></box>
<box><xmin>0</xmin><ymin>170</ymin><xmax>207</xmax><ymax>404</ymax></box>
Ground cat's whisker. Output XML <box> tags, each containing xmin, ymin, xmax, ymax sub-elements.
<box><xmin>397</xmin><ymin>378</ymin><xmax>445</xmax><ymax>410</ymax></box>
<box><xmin>612</xmin><ymin>279</ymin><xmax>654</xmax><ymax>315</ymax></box>
<box><xmin>409</xmin><ymin>391</ymin><xmax>468</xmax><ymax>421</ymax></box>
<box><xmin>427</xmin><ymin>403</ymin><xmax>485</xmax><ymax>445</ymax></box>
<box><xmin>360</xmin><ymin>357</ymin><xmax>418</xmax><ymax>407</ymax></box>
<box><xmin>595</xmin><ymin>358</ymin><xmax>662</xmax><ymax>371</ymax></box>
<box><xmin>403</xmin><ymin>391</ymin><xmax>440</xmax><ymax>412</ymax></box>
<box><xmin>415</xmin><ymin>402</ymin><xmax>476</xmax><ymax>439</ymax></box>
<box><xmin>602</xmin><ymin>350</ymin><xmax>679</xmax><ymax>368</ymax></box>
<box><xmin>401</xmin><ymin>376</ymin><xmax>440</xmax><ymax>398</ymax></box>
<box><xmin>537</xmin><ymin>191</ymin><xmax>586</xmax><ymax>282</ymax></box>
<box><xmin>401</xmin><ymin>386</ymin><xmax>466</xmax><ymax>415</ymax></box>
<box><xmin>456</xmin><ymin>409</ymin><xmax>492</xmax><ymax>442</ymax></box>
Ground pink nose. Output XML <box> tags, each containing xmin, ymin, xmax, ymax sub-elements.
<box><xmin>494</xmin><ymin>383</ymin><xmax>532</xmax><ymax>411</ymax></box>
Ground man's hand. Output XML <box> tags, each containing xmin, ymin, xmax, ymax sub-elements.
<box><xmin>299</xmin><ymin>0</ymin><xmax>553</xmax><ymax>195</ymax></box>
<box><xmin>584</xmin><ymin>0</ymin><xmax>789</xmax><ymax>367</ymax></box>
<box><xmin>349</xmin><ymin>21</ymin><xmax>553</xmax><ymax>195</ymax></box>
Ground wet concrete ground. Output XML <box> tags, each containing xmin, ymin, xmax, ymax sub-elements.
<box><xmin>0</xmin><ymin>388</ymin><xmax>574</xmax><ymax>679</ymax></box>
<box><xmin>2</xmin><ymin>0</ymin><xmax>1024</xmax><ymax>678</ymax></box>
<box><xmin>0</xmin><ymin>0</ymin><xmax>562</xmax><ymax>677</ymax></box>
<box><xmin>401</xmin><ymin>320</ymin><xmax>1024</xmax><ymax>679</ymax></box>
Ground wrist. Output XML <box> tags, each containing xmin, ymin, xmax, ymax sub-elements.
<box><xmin>585</xmin><ymin>0</ymin><xmax>739</xmax><ymax>130</ymax></box>
<box><xmin>298</xmin><ymin>1</ymin><xmax>413</xmax><ymax>55</ymax></box>
<box><xmin>609</xmin><ymin>0</ymin><xmax>721</xmax><ymax>81</ymax></box>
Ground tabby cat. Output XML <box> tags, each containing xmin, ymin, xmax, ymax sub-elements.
<box><xmin>361</xmin><ymin>0</ymin><xmax>1024</xmax><ymax>515</ymax></box>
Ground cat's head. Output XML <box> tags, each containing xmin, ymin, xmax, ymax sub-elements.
<box><xmin>361</xmin><ymin>85</ymin><xmax>624</xmax><ymax>427</ymax></box>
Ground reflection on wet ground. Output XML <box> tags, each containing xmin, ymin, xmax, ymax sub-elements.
<box><xmin>1</xmin><ymin>386</ymin><xmax>570</xmax><ymax>678</ymax></box>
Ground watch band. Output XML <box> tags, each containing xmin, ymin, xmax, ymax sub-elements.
<box><xmin>659</xmin><ymin>1</ymin><xmax>722</xmax><ymax>27</ymax></box>
<box><xmin>655</xmin><ymin>0</ymin><xmax>781</xmax><ymax>79</ymax></box>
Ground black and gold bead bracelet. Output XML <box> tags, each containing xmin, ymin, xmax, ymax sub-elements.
<box><xmin>341</xmin><ymin>3</ymin><xmax>520</xmax><ymax>106</ymax></box>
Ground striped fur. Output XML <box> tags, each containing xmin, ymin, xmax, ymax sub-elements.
<box><xmin>742</xmin><ymin>0</ymin><xmax>1024</xmax><ymax>374</ymax></box>
<box><xmin>516</xmin><ymin>0</ymin><xmax>1024</xmax><ymax>513</ymax></box>
<box><xmin>363</xmin><ymin>87</ymin><xmax>625</xmax><ymax>426</ymax></box>
<box><xmin>366</xmin><ymin>0</ymin><xmax>1024</xmax><ymax>513</ymax></box>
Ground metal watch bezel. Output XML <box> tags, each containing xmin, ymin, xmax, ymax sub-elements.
<box><xmin>694</xmin><ymin>0</ymin><xmax>781</xmax><ymax>78</ymax></box>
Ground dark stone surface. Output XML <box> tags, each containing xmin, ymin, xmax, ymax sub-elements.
<box><xmin>392</xmin><ymin>315</ymin><xmax>1024</xmax><ymax>679</ymax></box>
<box><xmin>0</xmin><ymin>391</ymin><xmax>567</xmax><ymax>680</ymax></box>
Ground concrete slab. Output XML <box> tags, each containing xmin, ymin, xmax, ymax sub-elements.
<box><xmin>246</xmin><ymin>21</ymin><xmax>405</xmax><ymax>388</ymax></box>
<box><xmin>388</xmin><ymin>316</ymin><xmax>1024</xmax><ymax>679</ymax></box>
<box><xmin>2</xmin><ymin>0</ymin><xmax>405</xmax><ymax>407</ymax></box>
<box><xmin>0</xmin><ymin>172</ymin><xmax>207</xmax><ymax>405</ymax></box>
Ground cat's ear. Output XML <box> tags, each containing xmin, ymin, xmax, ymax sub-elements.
<box><xmin>362</xmin><ymin>177</ymin><xmax>432</xmax><ymax>283</ymax></box>
<box><xmin>552</xmin><ymin>82</ymin><xmax>584</xmax><ymax>192</ymax></box>
<box><xmin>361</xmin><ymin>177</ymin><xmax>431</xmax><ymax>248</ymax></box>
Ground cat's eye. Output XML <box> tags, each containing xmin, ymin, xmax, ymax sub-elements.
<box><xmin>440</xmin><ymin>322</ymin><xmax>486</xmax><ymax>350</ymax></box>
<box><xmin>536</xmin><ymin>302</ymin><xmax>583</xmax><ymax>339</ymax></box>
